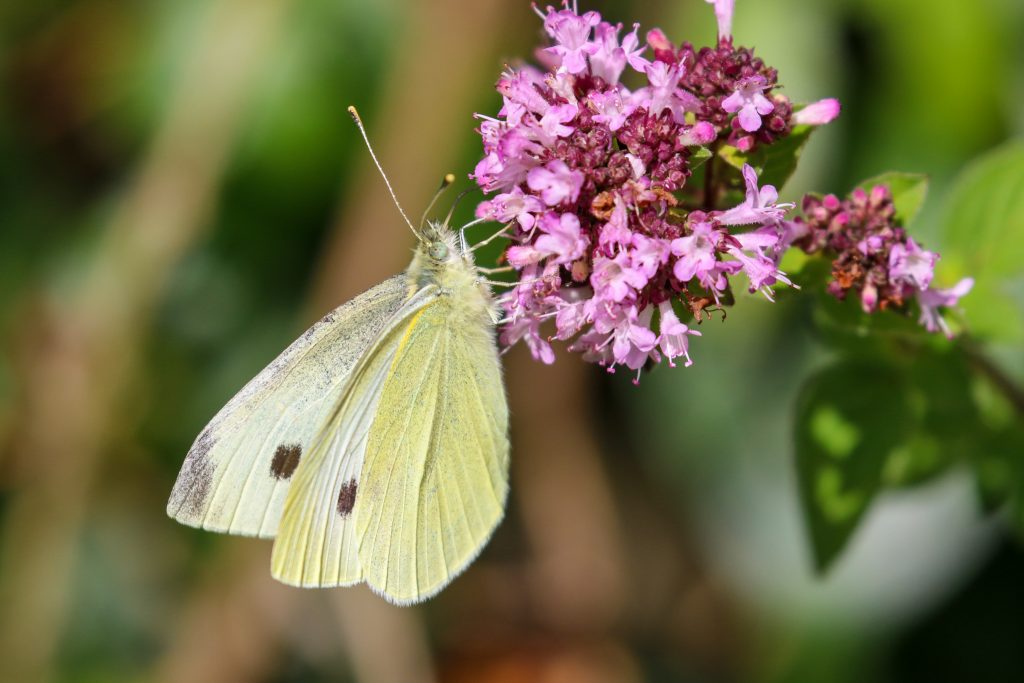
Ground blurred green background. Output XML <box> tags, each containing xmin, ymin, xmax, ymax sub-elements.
<box><xmin>1</xmin><ymin>0</ymin><xmax>1022</xmax><ymax>682</ymax></box>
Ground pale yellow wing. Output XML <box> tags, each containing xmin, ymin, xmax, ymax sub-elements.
<box><xmin>270</xmin><ymin>287</ymin><xmax>441</xmax><ymax>587</ymax></box>
<box><xmin>167</xmin><ymin>275</ymin><xmax>407</xmax><ymax>538</ymax></box>
<box><xmin>356</xmin><ymin>298</ymin><xmax>509</xmax><ymax>604</ymax></box>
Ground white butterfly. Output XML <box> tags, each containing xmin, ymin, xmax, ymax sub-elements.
<box><xmin>168</xmin><ymin>108</ymin><xmax>510</xmax><ymax>604</ymax></box>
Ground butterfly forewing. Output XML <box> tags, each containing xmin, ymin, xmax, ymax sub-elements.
<box><xmin>269</xmin><ymin>286</ymin><xmax>441</xmax><ymax>587</ymax></box>
<box><xmin>167</xmin><ymin>274</ymin><xmax>408</xmax><ymax>538</ymax></box>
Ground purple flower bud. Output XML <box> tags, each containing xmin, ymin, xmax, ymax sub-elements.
<box><xmin>678</xmin><ymin>121</ymin><xmax>716</xmax><ymax>146</ymax></box>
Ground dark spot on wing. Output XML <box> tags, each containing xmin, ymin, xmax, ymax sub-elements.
<box><xmin>169</xmin><ymin>428</ymin><xmax>216</xmax><ymax>520</ymax></box>
<box><xmin>270</xmin><ymin>444</ymin><xmax>302</xmax><ymax>480</ymax></box>
<box><xmin>337</xmin><ymin>479</ymin><xmax>358</xmax><ymax>517</ymax></box>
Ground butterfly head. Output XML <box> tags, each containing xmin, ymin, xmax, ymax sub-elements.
<box><xmin>419</xmin><ymin>220</ymin><xmax>466</xmax><ymax>264</ymax></box>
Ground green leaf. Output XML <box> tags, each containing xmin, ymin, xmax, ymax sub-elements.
<box><xmin>689</xmin><ymin>145</ymin><xmax>713</xmax><ymax>171</ymax></box>
<box><xmin>884</xmin><ymin>345</ymin><xmax>974</xmax><ymax>488</ymax></box>
<box><xmin>854</xmin><ymin>172</ymin><xmax>929</xmax><ymax>226</ymax></box>
<box><xmin>719</xmin><ymin>124</ymin><xmax>814</xmax><ymax>192</ymax></box>
<box><xmin>940</xmin><ymin>139</ymin><xmax>1024</xmax><ymax>341</ymax></box>
<box><xmin>794</xmin><ymin>359</ymin><xmax>913</xmax><ymax>572</ymax></box>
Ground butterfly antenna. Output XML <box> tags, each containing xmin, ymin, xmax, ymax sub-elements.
<box><xmin>347</xmin><ymin>106</ymin><xmax>420</xmax><ymax>239</ymax></box>
<box><xmin>444</xmin><ymin>187</ymin><xmax>474</xmax><ymax>227</ymax></box>
<box><xmin>420</xmin><ymin>173</ymin><xmax>456</xmax><ymax>229</ymax></box>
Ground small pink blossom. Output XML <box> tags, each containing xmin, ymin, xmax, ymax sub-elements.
<box><xmin>631</xmin><ymin>234</ymin><xmax>671</xmax><ymax>278</ymax></box>
<box><xmin>540</xmin><ymin>7</ymin><xmax>601</xmax><ymax>74</ymax></box>
<box><xmin>917</xmin><ymin>278</ymin><xmax>974</xmax><ymax>338</ymax></box>
<box><xmin>527</xmin><ymin>159</ymin><xmax>585</xmax><ymax>206</ymax></box>
<box><xmin>592</xmin><ymin>251</ymin><xmax>648</xmax><ymax>302</ymax></box>
<box><xmin>598</xmin><ymin>196</ymin><xmax>633</xmax><ymax>251</ymax></box>
<box><xmin>658</xmin><ymin>302</ymin><xmax>702</xmax><ymax>368</ymax></box>
<box><xmin>475</xmin><ymin>187</ymin><xmax>544</xmax><ymax>230</ymax></box>
<box><xmin>497</xmin><ymin>67</ymin><xmax>551</xmax><ymax>123</ymax></box>
<box><xmin>639</xmin><ymin>61</ymin><xmax>702</xmax><ymax>123</ymax></box>
<box><xmin>536</xmin><ymin>103</ymin><xmax>578</xmax><ymax>143</ymax></box>
<box><xmin>589</xmin><ymin>22</ymin><xmax>648</xmax><ymax>84</ymax></box>
<box><xmin>554</xmin><ymin>296</ymin><xmax>592</xmax><ymax>340</ymax></box>
<box><xmin>792</xmin><ymin>98</ymin><xmax>841</xmax><ymax>126</ymax></box>
<box><xmin>671</xmin><ymin>219</ymin><xmax>722</xmax><ymax>282</ymax></box>
<box><xmin>588</xmin><ymin>90</ymin><xmax>637</xmax><ymax>132</ymax></box>
<box><xmin>579</xmin><ymin>304</ymin><xmax>658</xmax><ymax>372</ymax></box>
<box><xmin>704</xmin><ymin>0</ymin><xmax>735</xmax><ymax>41</ymax></box>
<box><xmin>502</xmin><ymin>315</ymin><xmax>556</xmax><ymax>364</ymax></box>
<box><xmin>535</xmin><ymin>212</ymin><xmax>588</xmax><ymax>264</ymax></box>
<box><xmin>722</xmin><ymin>75</ymin><xmax>775</xmax><ymax>132</ymax></box>
<box><xmin>889</xmin><ymin>238</ymin><xmax>938</xmax><ymax>290</ymax></box>
<box><xmin>718</xmin><ymin>165</ymin><xmax>793</xmax><ymax>226</ymax></box>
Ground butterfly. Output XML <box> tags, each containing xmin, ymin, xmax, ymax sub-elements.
<box><xmin>167</xmin><ymin>107</ymin><xmax>510</xmax><ymax>604</ymax></box>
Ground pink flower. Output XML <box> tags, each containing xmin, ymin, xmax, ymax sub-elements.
<box><xmin>658</xmin><ymin>302</ymin><xmax>701</xmax><ymax>368</ymax></box>
<box><xmin>580</xmin><ymin>304</ymin><xmax>658</xmax><ymax>372</ymax></box>
<box><xmin>497</xmin><ymin>67</ymin><xmax>551</xmax><ymax>123</ymax></box>
<box><xmin>527</xmin><ymin>159</ymin><xmax>585</xmax><ymax>206</ymax></box>
<box><xmin>589</xmin><ymin>21</ymin><xmax>648</xmax><ymax>84</ymax></box>
<box><xmin>631</xmin><ymin>234</ymin><xmax>670</xmax><ymax>279</ymax></box>
<box><xmin>592</xmin><ymin>251</ymin><xmax>648</xmax><ymax>302</ymax></box>
<box><xmin>598</xmin><ymin>196</ymin><xmax>633</xmax><ymax>251</ymax></box>
<box><xmin>536</xmin><ymin>103</ymin><xmax>578</xmax><ymax>143</ymax></box>
<box><xmin>793</xmin><ymin>98</ymin><xmax>841</xmax><ymax>126</ymax></box>
<box><xmin>889</xmin><ymin>238</ymin><xmax>938</xmax><ymax>290</ymax></box>
<box><xmin>717</xmin><ymin>164</ymin><xmax>793</xmax><ymax>226</ymax></box>
<box><xmin>671</xmin><ymin>219</ymin><xmax>722</xmax><ymax>283</ymax></box>
<box><xmin>639</xmin><ymin>61</ymin><xmax>701</xmax><ymax>123</ymax></box>
<box><xmin>588</xmin><ymin>90</ymin><xmax>637</xmax><ymax>132</ymax></box>
<box><xmin>554</xmin><ymin>296</ymin><xmax>592</xmax><ymax>340</ymax></box>
<box><xmin>502</xmin><ymin>315</ymin><xmax>556</xmax><ymax>364</ymax></box>
<box><xmin>535</xmin><ymin>212</ymin><xmax>588</xmax><ymax>264</ymax></box>
<box><xmin>540</xmin><ymin>7</ymin><xmax>601</xmax><ymax>74</ymax></box>
<box><xmin>722</xmin><ymin>75</ymin><xmax>775</xmax><ymax>132</ymax></box>
<box><xmin>917</xmin><ymin>278</ymin><xmax>973</xmax><ymax>338</ymax></box>
<box><xmin>475</xmin><ymin>187</ymin><xmax>544</xmax><ymax>230</ymax></box>
<box><xmin>704</xmin><ymin>0</ymin><xmax>735</xmax><ymax>41</ymax></box>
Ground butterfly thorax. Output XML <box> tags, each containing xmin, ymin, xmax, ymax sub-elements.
<box><xmin>408</xmin><ymin>221</ymin><xmax>498</xmax><ymax>325</ymax></box>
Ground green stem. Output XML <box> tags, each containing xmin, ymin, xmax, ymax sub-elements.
<box><xmin>964</xmin><ymin>343</ymin><xmax>1024</xmax><ymax>417</ymax></box>
<box><xmin>702</xmin><ymin>149</ymin><xmax>717</xmax><ymax>210</ymax></box>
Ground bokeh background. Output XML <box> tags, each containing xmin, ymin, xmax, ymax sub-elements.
<box><xmin>1</xmin><ymin>0</ymin><xmax>1022</xmax><ymax>681</ymax></box>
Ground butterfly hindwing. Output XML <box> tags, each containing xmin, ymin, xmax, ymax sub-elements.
<box><xmin>355</xmin><ymin>295</ymin><xmax>509</xmax><ymax>604</ymax></box>
<box><xmin>167</xmin><ymin>275</ymin><xmax>408</xmax><ymax>538</ymax></box>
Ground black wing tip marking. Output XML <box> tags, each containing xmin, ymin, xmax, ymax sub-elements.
<box><xmin>270</xmin><ymin>443</ymin><xmax>303</xmax><ymax>480</ymax></box>
<box><xmin>337</xmin><ymin>479</ymin><xmax>358</xmax><ymax>517</ymax></box>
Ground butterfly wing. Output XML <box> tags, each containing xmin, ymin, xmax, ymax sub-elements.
<box><xmin>269</xmin><ymin>286</ymin><xmax>441</xmax><ymax>587</ymax></box>
<box><xmin>167</xmin><ymin>274</ymin><xmax>409</xmax><ymax>538</ymax></box>
<box><xmin>355</xmin><ymin>296</ymin><xmax>509</xmax><ymax>604</ymax></box>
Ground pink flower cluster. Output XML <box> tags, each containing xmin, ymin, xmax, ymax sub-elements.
<box><xmin>793</xmin><ymin>187</ymin><xmax>973</xmax><ymax>337</ymax></box>
<box><xmin>471</xmin><ymin>1</ymin><xmax>839</xmax><ymax>376</ymax></box>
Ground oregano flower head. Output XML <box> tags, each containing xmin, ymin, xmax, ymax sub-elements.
<box><xmin>471</xmin><ymin>0</ymin><xmax>966</xmax><ymax>376</ymax></box>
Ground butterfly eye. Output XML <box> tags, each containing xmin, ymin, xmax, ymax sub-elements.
<box><xmin>429</xmin><ymin>242</ymin><xmax>448</xmax><ymax>261</ymax></box>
